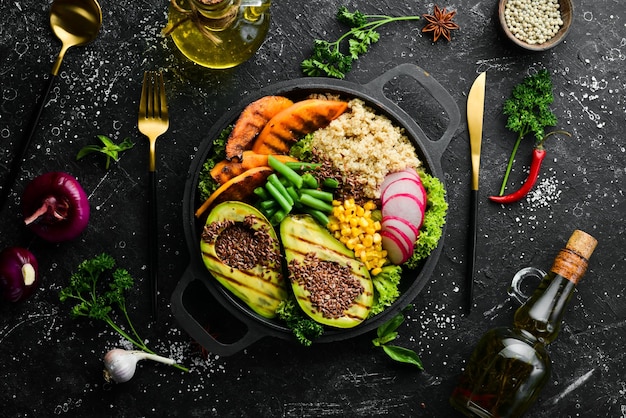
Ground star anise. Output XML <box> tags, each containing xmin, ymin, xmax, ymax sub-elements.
<box><xmin>422</xmin><ymin>5</ymin><xmax>460</xmax><ymax>42</ymax></box>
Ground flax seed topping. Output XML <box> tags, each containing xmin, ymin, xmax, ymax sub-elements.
<box><xmin>289</xmin><ymin>252</ymin><xmax>364</xmax><ymax>319</ymax></box>
<box><xmin>201</xmin><ymin>215</ymin><xmax>280</xmax><ymax>272</ymax></box>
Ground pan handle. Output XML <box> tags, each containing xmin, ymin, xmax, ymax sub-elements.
<box><xmin>171</xmin><ymin>265</ymin><xmax>264</xmax><ymax>356</ymax></box>
<box><xmin>363</xmin><ymin>63</ymin><xmax>460</xmax><ymax>162</ymax></box>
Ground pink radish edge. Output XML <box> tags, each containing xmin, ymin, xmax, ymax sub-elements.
<box><xmin>381</xmin><ymin>230</ymin><xmax>411</xmax><ymax>264</ymax></box>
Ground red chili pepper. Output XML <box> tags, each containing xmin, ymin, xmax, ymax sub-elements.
<box><xmin>489</xmin><ymin>148</ymin><xmax>546</xmax><ymax>204</ymax></box>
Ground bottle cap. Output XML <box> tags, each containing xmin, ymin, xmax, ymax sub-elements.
<box><xmin>566</xmin><ymin>230</ymin><xmax>597</xmax><ymax>261</ymax></box>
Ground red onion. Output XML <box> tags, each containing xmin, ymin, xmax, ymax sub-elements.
<box><xmin>0</xmin><ymin>247</ymin><xmax>39</xmax><ymax>302</ymax></box>
<box><xmin>22</xmin><ymin>172</ymin><xmax>90</xmax><ymax>242</ymax></box>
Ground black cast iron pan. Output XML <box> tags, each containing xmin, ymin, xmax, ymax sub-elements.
<box><xmin>172</xmin><ymin>63</ymin><xmax>460</xmax><ymax>356</ymax></box>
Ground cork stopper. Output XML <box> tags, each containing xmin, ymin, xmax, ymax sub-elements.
<box><xmin>565</xmin><ymin>230</ymin><xmax>597</xmax><ymax>261</ymax></box>
<box><xmin>550</xmin><ymin>229</ymin><xmax>597</xmax><ymax>284</ymax></box>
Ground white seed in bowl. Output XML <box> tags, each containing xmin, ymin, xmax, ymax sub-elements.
<box><xmin>504</xmin><ymin>0</ymin><xmax>564</xmax><ymax>45</ymax></box>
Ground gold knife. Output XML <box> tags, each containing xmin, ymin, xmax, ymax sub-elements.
<box><xmin>466</xmin><ymin>71</ymin><xmax>486</xmax><ymax>314</ymax></box>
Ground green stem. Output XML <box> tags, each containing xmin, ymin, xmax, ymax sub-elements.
<box><xmin>120</xmin><ymin>302</ymin><xmax>145</xmax><ymax>346</ymax></box>
<box><xmin>498</xmin><ymin>131</ymin><xmax>525</xmax><ymax>196</ymax></box>
<box><xmin>334</xmin><ymin>16</ymin><xmax>421</xmax><ymax>50</ymax></box>
<box><xmin>105</xmin><ymin>317</ymin><xmax>189</xmax><ymax>373</ymax></box>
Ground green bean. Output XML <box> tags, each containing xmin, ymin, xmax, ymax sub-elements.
<box><xmin>267</xmin><ymin>174</ymin><xmax>294</xmax><ymax>205</ymax></box>
<box><xmin>284</xmin><ymin>162</ymin><xmax>322</xmax><ymax>171</ymax></box>
<box><xmin>286</xmin><ymin>186</ymin><xmax>302</xmax><ymax>208</ymax></box>
<box><xmin>301</xmin><ymin>172</ymin><xmax>319</xmax><ymax>189</ymax></box>
<box><xmin>254</xmin><ymin>186</ymin><xmax>270</xmax><ymax>200</ymax></box>
<box><xmin>265</xmin><ymin>181</ymin><xmax>292</xmax><ymax>213</ymax></box>
<box><xmin>268</xmin><ymin>155</ymin><xmax>303</xmax><ymax>189</ymax></box>
<box><xmin>270</xmin><ymin>208</ymin><xmax>288</xmax><ymax>224</ymax></box>
<box><xmin>322</xmin><ymin>178</ymin><xmax>340</xmax><ymax>189</ymax></box>
<box><xmin>300</xmin><ymin>188</ymin><xmax>334</xmax><ymax>202</ymax></box>
<box><xmin>262</xmin><ymin>206</ymin><xmax>277</xmax><ymax>219</ymax></box>
<box><xmin>259</xmin><ymin>199</ymin><xmax>278</xmax><ymax>210</ymax></box>
<box><xmin>302</xmin><ymin>208</ymin><xmax>330</xmax><ymax>227</ymax></box>
<box><xmin>299</xmin><ymin>193</ymin><xmax>333</xmax><ymax>213</ymax></box>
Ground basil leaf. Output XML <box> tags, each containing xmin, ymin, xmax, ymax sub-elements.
<box><xmin>377</xmin><ymin>312</ymin><xmax>404</xmax><ymax>338</ymax></box>
<box><xmin>382</xmin><ymin>345</ymin><xmax>424</xmax><ymax>370</ymax></box>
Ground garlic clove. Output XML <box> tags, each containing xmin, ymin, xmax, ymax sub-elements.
<box><xmin>103</xmin><ymin>349</ymin><xmax>139</xmax><ymax>383</ymax></box>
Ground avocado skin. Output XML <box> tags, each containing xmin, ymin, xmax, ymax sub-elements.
<box><xmin>200</xmin><ymin>201</ymin><xmax>287</xmax><ymax>319</ymax></box>
<box><xmin>280</xmin><ymin>214</ymin><xmax>373</xmax><ymax>328</ymax></box>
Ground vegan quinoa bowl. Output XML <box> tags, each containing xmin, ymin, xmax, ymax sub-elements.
<box><xmin>172</xmin><ymin>64</ymin><xmax>461</xmax><ymax>356</ymax></box>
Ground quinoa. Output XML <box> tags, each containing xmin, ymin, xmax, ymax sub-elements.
<box><xmin>310</xmin><ymin>98</ymin><xmax>422</xmax><ymax>199</ymax></box>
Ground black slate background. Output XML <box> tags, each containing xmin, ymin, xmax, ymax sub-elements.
<box><xmin>1</xmin><ymin>0</ymin><xmax>625</xmax><ymax>416</ymax></box>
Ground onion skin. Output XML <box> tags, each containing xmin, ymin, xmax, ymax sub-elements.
<box><xmin>0</xmin><ymin>247</ymin><xmax>39</xmax><ymax>302</ymax></box>
<box><xmin>22</xmin><ymin>172</ymin><xmax>90</xmax><ymax>242</ymax></box>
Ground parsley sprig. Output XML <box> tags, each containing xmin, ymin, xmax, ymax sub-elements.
<box><xmin>499</xmin><ymin>70</ymin><xmax>558</xmax><ymax>194</ymax></box>
<box><xmin>372</xmin><ymin>306</ymin><xmax>424</xmax><ymax>369</ymax></box>
<box><xmin>301</xmin><ymin>7</ymin><xmax>421</xmax><ymax>79</ymax></box>
<box><xmin>59</xmin><ymin>254</ymin><xmax>188</xmax><ymax>372</ymax></box>
<box><xmin>76</xmin><ymin>135</ymin><xmax>135</xmax><ymax>169</ymax></box>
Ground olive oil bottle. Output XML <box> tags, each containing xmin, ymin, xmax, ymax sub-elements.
<box><xmin>450</xmin><ymin>230</ymin><xmax>597</xmax><ymax>418</ymax></box>
<box><xmin>164</xmin><ymin>0</ymin><xmax>271</xmax><ymax>69</ymax></box>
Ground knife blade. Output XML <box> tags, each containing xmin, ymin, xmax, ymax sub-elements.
<box><xmin>466</xmin><ymin>71</ymin><xmax>486</xmax><ymax>314</ymax></box>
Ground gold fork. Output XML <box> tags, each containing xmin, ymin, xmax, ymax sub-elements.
<box><xmin>138</xmin><ymin>71</ymin><xmax>169</xmax><ymax>321</ymax></box>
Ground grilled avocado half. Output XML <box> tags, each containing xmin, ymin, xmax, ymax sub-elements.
<box><xmin>280</xmin><ymin>214</ymin><xmax>373</xmax><ymax>328</ymax></box>
<box><xmin>200</xmin><ymin>201</ymin><xmax>288</xmax><ymax>318</ymax></box>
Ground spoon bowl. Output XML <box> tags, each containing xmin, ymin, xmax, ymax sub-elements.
<box><xmin>50</xmin><ymin>0</ymin><xmax>103</xmax><ymax>74</ymax></box>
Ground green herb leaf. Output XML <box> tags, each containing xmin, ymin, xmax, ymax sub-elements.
<box><xmin>77</xmin><ymin>135</ymin><xmax>135</xmax><ymax>169</ymax></box>
<box><xmin>302</xmin><ymin>7</ymin><xmax>420</xmax><ymax>79</ymax></box>
<box><xmin>372</xmin><ymin>307</ymin><xmax>423</xmax><ymax>369</ymax></box>
<box><xmin>59</xmin><ymin>253</ymin><xmax>188</xmax><ymax>372</ymax></box>
<box><xmin>498</xmin><ymin>69</ymin><xmax>559</xmax><ymax>195</ymax></box>
<box><xmin>382</xmin><ymin>345</ymin><xmax>424</xmax><ymax>369</ymax></box>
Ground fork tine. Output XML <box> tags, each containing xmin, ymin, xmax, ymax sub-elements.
<box><xmin>139</xmin><ymin>71</ymin><xmax>149</xmax><ymax>120</ymax></box>
<box><xmin>157</xmin><ymin>72</ymin><xmax>169</xmax><ymax>123</ymax></box>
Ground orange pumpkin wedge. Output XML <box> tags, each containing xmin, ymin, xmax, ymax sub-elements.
<box><xmin>225</xmin><ymin>96</ymin><xmax>294</xmax><ymax>160</ymax></box>
<box><xmin>195</xmin><ymin>166</ymin><xmax>274</xmax><ymax>218</ymax></box>
<box><xmin>210</xmin><ymin>151</ymin><xmax>298</xmax><ymax>185</ymax></box>
<box><xmin>252</xmin><ymin>99</ymin><xmax>348</xmax><ymax>155</ymax></box>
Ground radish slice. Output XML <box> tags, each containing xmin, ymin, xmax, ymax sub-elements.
<box><xmin>381</xmin><ymin>177</ymin><xmax>426</xmax><ymax>209</ymax></box>
<box><xmin>380</xmin><ymin>169</ymin><xmax>420</xmax><ymax>194</ymax></box>
<box><xmin>381</xmin><ymin>230</ymin><xmax>411</xmax><ymax>264</ymax></box>
<box><xmin>382</xmin><ymin>215</ymin><xmax>419</xmax><ymax>238</ymax></box>
<box><xmin>382</xmin><ymin>194</ymin><xmax>424</xmax><ymax>229</ymax></box>
<box><xmin>383</xmin><ymin>223</ymin><xmax>415</xmax><ymax>251</ymax></box>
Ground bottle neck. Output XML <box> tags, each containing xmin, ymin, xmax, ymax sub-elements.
<box><xmin>512</xmin><ymin>239</ymin><xmax>592</xmax><ymax>345</ymax></box>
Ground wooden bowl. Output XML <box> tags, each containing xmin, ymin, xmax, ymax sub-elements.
<box><xmin>498</xmin><ymin>0</ymin><xmax>573</xmax><ymax>51</ymax></box>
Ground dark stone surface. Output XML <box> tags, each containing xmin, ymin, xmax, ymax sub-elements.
<box><xmin>1</xmin><ymin>0</ymin><xmax>624</xmax><ymax>416</ymax></box>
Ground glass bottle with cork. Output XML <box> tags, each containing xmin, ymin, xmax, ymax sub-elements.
<box><xmin>163</xmin><ymin>0</ymin><xmax>271</xmax><ymax>69</ymax></box>
<box><xmin>450</xmin><ymin>229</ymin><xmax>598</xmax><ymax>418</ymax></box>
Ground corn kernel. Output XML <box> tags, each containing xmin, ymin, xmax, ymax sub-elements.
<box><xmin>322</xmin><ymin>199</ymin><xmax>389</xmax><ymax>274</ymax></box>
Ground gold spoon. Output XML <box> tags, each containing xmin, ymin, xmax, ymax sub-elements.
<box><xmin>0</xmin><ymin>0</ymin><xmax>103</xmax><ymax>209</ymax></box>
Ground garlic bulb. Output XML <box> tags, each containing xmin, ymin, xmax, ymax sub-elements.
<box><xmin>103</xmin><ymin>348</ymin><xmax>177</xmax><ymax>383</ymax></box>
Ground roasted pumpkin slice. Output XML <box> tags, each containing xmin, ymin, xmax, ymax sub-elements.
<box><xmin>210</xmin><ymin>152</ymin><xmax>298</xmax><ymax>185</ymax></box>
<box><xmin>280</xmin><ymin>214</ymin><xmax>373</xmax><ymax>328</ymax></box>
<box><xmin>200</xmin><ymin>201</ymin><xmax>288</xmax><ymax>319</ymax></box>
<box><xmin>252</xmin><ymin>99</ymin><xmax>348</xmax><ymax>155</ymax></box>
<box><xmin>225</xmin><ymin>96</ymin><xmax>294</xmax><ymax>160</ymax></box>
<box><xmin>196</xmin><ymin>166</ymin><xmax>273</xmax><ymax>218</ymax></box>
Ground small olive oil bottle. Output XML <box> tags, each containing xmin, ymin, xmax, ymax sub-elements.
<box><xmin>450</xmin><ymin>230</ymin><xmax>597</xmax><ymax>418</ymax></box>
<box><xmin>164</xmin><ymin>0</ymin><xmax>271</xmax><ymax>69</ymax></box>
